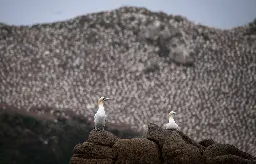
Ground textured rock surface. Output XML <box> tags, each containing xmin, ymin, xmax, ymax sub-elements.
<box><xmin>70</xmin><ymin>124</ymin><xmax>256</xmax><ymax>164</ymax></box>
<box><xmin>113</xmin><ymin>138</ymin><xmax>161</xmax><ymax>164</ymax></box>
<box><xmin>204</xmin><ymin>144</ymin><xmax>256</xmax><ymax>161</ymax></box>
<box><xmin>162</xmin><ymin>134</ymin><xmax>204</xmax><ymax>164</ymax></box>
<box><xmin>87</xmin><ymin>129</ymin><xmax>119</xmax><ymax>146</ymax></box>
<box><xmin>0</xmin><ymin>6</ymin><xmax>256</xmax><ymax>154</ymax></box>
<box><xmin>199</xmin><ymin>139</ymin><xmax>216</xmax><ymax>147</ymax></box>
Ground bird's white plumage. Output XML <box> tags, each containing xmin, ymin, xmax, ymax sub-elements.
<box><xmin>165</xmin><ymin>111</ymin><xmax>179</xmax><ymax>130</ymax></box>
<box><xmin>165</xmin><ymin>117</ymin><xmax>179</xmax><ymax>130</ymax></box>
<box><xmin>94</xmin><ymin>97</ymin><xmax>110</xmax><ymax>130</ymax></box>
<box><xmin>94</xmin><ymin>106</ymin><xmax>106</xmax><ymax>130</ymax></box>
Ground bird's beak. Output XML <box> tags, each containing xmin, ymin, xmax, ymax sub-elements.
<box><xmin>104</xmin><ymin>98</ymin><xmax>111</xmax><ymax>101</ymax></box>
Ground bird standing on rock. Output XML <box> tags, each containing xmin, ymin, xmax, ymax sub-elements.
<box><xmin>94</xmin><ymin>97</ymin><xmax>111</xmax><ymax>130</ymax></box>
<box><xmin>165</xmin><ymin>111</ymin><xmax>179</xmax><ymax>130</ymax></box>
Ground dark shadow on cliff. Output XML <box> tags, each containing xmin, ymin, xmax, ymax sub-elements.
<box><xmin>0</xmin><ymin>108</ymin><xmax>140</xmax><ymax>164</ymax></box>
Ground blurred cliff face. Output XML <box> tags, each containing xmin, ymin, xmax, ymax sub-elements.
<box><xmin>0</xmin><ymin>7</ymin><xmax>255</xmax><ymax>155</ymax></box>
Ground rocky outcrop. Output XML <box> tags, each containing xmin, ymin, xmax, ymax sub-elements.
<box><xmin>140</xmin><ymin>19</ymin><xmax>194</xmax><ymax>65</ymax></box>
<box><xmin>70</xmin><ymin>123</ymin><xmax>256</xmax><ymax>164</ymax></box>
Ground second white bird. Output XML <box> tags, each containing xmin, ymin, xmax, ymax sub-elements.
<box><xmin>165</xmin><ymin>111</ymin><xmax>179</xmax><ymax>130</ymax></box>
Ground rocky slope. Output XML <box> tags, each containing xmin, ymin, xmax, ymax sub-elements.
<box><xmin>0</xmin><ymin>6</ymin><xmax>256</xmax><ymax>155</ymax></box>
<box><xmin>70</xmin><ymin>123</ymin><xmax>256</xmax><ymax>164</ymax></box>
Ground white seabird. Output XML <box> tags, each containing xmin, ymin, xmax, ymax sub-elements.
<box><xmin>165</xmin><ymin>111</ymin><xmax>179</xmax><ymax>130</ymax></box>
<box><xmin>94</xmin><ymin>97</ymin><xmax>111</xmax><ymax>130</ymax></box>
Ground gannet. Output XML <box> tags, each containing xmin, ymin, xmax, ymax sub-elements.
<box><xmin>165</xmin><ymin>111</ymin><xmax>179</xmax><ymax>130</ymax></box>
<box><xmin>94</xmin><ymin>97</ymin><xmax>111</xmax><ymax>130</ymax></box>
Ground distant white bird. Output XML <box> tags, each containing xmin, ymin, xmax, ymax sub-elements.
<box><xmin>94</xmin><ymin>97</ymin><xmax>111</xmax><ymax>130</ymax></box>
<box><xmin>165</xmin><ymin>111</ymin><xmax>179</xmax><ymax>130</ymax></box>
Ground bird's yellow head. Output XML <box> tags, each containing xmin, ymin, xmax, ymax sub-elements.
<box><xmin>168</xmin><ymin>111</ymin><xmax>177</xmax><ymax>119</ymax></box>
<box><xmin>98</xmin><ymin>97</ymin><xmax>111</xmax><ymax>106</ymax></box>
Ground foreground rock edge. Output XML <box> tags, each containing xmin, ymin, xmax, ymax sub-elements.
<box><xmin>70</xmin><ymin>123</ymin><xmax>256</xmax><ymax>164</ymax></box>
